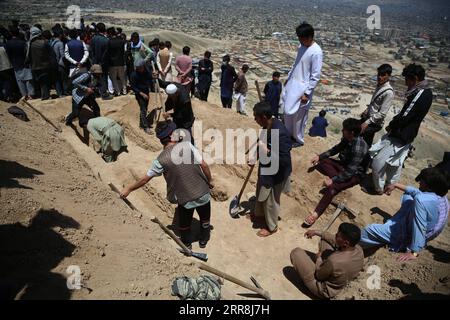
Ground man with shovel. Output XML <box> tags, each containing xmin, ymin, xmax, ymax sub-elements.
<box><xmin>120</xmin><ymin>121</ymin><xmax>214</xmax><ymax>249</ymax></box>
<box><xmin>249</xmin><ymin>102</ymin><xmax>292</xmax><ymax>237</ymax></box>
<box><xmin>130</xmin><ymin>58</ymin><xmax>153</xmax><ymax>134</ymax></box>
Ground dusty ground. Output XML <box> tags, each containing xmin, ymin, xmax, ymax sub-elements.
<box><xmin>0</xmin><ymin>101</ymin><xmax>200</xmax><ymax>300</ymax></box>
<box><xmin>1</xmin><ymin>90</ymin><xmax>448</xmax><ymax>300</ymax></box>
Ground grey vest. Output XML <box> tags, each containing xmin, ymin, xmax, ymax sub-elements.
<box><xmin>157</xmin><ymin>142</ymin><xmax>210</xmax><ymax>205</ymax></box>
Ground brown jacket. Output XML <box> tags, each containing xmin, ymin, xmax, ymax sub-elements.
<box><xmin>315</xmin><ymin>232</ymin><xmax>364</xmax><ymax>298</ymax></box>
<box><xmin>234</xmin><ymin>71</ymin><xmax>248</xmax><ymax>94</ymax></box>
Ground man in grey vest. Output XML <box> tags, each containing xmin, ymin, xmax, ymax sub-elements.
<box><xmin>120</xmin><ymin>121</ymin><xmax>214</xmax><ymax>249</ymax></box>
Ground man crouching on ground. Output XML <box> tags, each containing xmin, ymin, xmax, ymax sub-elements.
<box><xmin>250</xmin><ymin>102</ymin><xmax>292</xmax><ymax>237</ymax></box>
<box><xmin>290</xmin><ymin>223</ymin><xmax>364</xmax><ymax>299</ymax></box>
<box><xmin>120</xmin><ymin>121</ymin><xmax>214</xmax><ymax>249</ymax></box>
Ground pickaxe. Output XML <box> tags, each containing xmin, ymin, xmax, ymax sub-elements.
<box><xmin>199</xmin><ymin>263</ymin><xmax>271</xmax><ymax>300</ymax></box>
<box><xmin>108</xmin><ymin>182</ymin><xmax>207</xmax><ymax>261</ymax></box>
<box><xmin>322</xmin><ymin>201</ymin><xmax>357</xmax><ymax>233</ymax></box>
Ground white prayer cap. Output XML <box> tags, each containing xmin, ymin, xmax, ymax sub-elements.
<box><xmin>165</xmin><ymin>84</ymin><xmax>178</xmax><ymax>95</ymax></box>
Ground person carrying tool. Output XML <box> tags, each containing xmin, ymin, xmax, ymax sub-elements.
<box><xmin>290</xmin><ymin>223</ymin><xmax>364</xmax><ymax>299</ymax></box>
<box><xmin>130</xmin><ymin>58</ymin><xmax>153</xmax><ymax>134</ymax></box>
<box><xmin>306</xmin><ymin>118</ymin><xmax>368</xmax><ymax>227</ymax></box>
<box><xmin>250</xmin><ymin>102</ymin><xmax>292</xmax><ymax>237</ymax></box>
<box><xmin>120</xmin><ymin>121</ymin><xmax>214</xmax><ymax>249</ymax></box>
<box><xmin>157</xmin><ymin>80</ymin><xmax>195</xmax><ymax>144</ymax></box>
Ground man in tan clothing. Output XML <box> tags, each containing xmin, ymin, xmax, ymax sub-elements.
<box><xmin>290</xmin><ymin>223</ymin><xmax>364</xmax><ymax>299</ymax></box>
<box><xmin>157</xmin><ymin>42</ymin><xmax>173</xmax><ymax>82</ymax></box>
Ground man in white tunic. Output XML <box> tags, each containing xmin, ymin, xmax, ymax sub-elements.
<box><xmin>280</xmin><ymin>23</ymin><xmax>323</xmax><ymax>147</ymax></box>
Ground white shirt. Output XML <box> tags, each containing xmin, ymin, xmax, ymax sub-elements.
<box><xmin>281</xmin><ymin>42</ymin><xmax>323</xmax><ymax>115</ymax></box>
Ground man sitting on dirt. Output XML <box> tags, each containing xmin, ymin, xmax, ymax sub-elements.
<box><xmin>360</xmin><ymin>167</ymin><xmax>449</xmax><ymax>262</ymax></box>
<box><xmin>306</xmin><ymin>118</ymin><xmax>368</xmax><ymax>227</ymax></box>
<box><xmin>250</xmin><ymin>102</ymin><xmax>292</xmax><ymax>237</ymax></box>
<box><xmin>290</xmin><ymin>222</ymin><xmax>364</xmax><ymax>299</ymax></box>
<box><xmin>65</xmin><ymin>64</ymin><xmax>102</xmax><ymax>126</ymax></box>
<box><xmin>120</xmin><ymin>121</ymin><xmax>214</xmax><ymax>249</ymax></box>
<box><xmin>80</xmin><ymin>116</ymin><xmax>127</xmax><ymax>163</ymax></box>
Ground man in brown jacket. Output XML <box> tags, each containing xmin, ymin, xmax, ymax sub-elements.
<box><xmin>290</xmin><ymin>222</ymin><xmax>364</xmax><ymax>299</ymax></box>
<box><xmin>234</xmin><ymin>64</ymin><xmax>249</xmax><ymax>115</ymax></box>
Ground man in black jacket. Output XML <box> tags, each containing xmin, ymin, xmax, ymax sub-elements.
<box><xmin>106</xmin><ymin>27</ymin><xmax>126</xmax><ymax>96</ymax></box>
<box><xmin>198</xmin><ymin>51</ymin><xmax>213</xmax><ymax>101</ymax></box>
<box><xmin>89</xmin><ymin>23</ymin><xmax>111</xmax><ymax>100</ymax></box>
<box><xmin>370</xmin><ymin>63</ymin><xmax>432</xmax><ymax>194</ymax></box>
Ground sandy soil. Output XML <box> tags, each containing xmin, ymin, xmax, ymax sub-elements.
<box><xmin>1</xmin><ymin>91</ymin><xmax>448</xmax><ymax>300</ymax></box>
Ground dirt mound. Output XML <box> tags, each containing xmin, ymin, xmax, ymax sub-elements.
<box><xmin>1</xmin><ymin>94</ymin><xmax>449</xmax><ymax>300</ymax></box>
<box><xmin>0</xmin><ymin>102</ymin><xmax>199</xmax><ymax>299</ymax></box>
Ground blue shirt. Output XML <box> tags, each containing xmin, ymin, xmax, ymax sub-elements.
<box><xmin>309</xmin><ymin>116</ymin><xmax>328</xmax><ymax>137</ymax></box>
<box><xmin>258</xmin><ymin>118</ymin><xmax>292</xmax><ymax>187</ymax></box>
<box><xmin>130</xmin><ymin>69</ymin><xmax>152</xmax><ymax>95</ymax></box>
<box><xmin>403</xmin><ymin>187</ymin><xmax>441</xmax><ymax>252</ymax></box>
<box><xmin>263</xmin><ymin>80</ymin><xmax>282</xmax><ymax>114</ymax></box>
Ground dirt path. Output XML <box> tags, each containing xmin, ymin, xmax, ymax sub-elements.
<box><xmin>3</xmin><ymin>94</ymin><xmax>449</xmax><ymax>300</ymax></box>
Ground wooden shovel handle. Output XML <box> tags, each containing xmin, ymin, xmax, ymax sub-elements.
<box><xmin>255</xmin><ymin>80</ymin><xmax>263</xmax><ymax>102</ymax></box>
<box><xmin>237</xmin><ymin>165</ymin><xmax>255</xmax><ymax>203</ymax></box>
<box><xmin>199</xmin><ymin>263</ymin><xmax>271</xmax><ymax>300</ymax></box>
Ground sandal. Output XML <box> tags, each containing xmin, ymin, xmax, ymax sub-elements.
<box><xmin>256</xmin><ymin>227</ymin><xmax>278</xmax><ymax>237</ymax></box>
<box><xmin>303</xmin><ymin>213</ymin><xmax>319</xmax><ymax>227</ymax></box>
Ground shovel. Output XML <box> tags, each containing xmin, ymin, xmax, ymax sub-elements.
<box><xmin>151</xmin><ymin>61</ymin><xmax>164</xmax><ymax>123</ymax></box>
<box><xmin>229</xmin><ymin>164</ymin><xmax>255</xmax><ymax>218</ymax></box>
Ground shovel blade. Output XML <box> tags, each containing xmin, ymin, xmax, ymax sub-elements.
<box><xmin>177</xmin><ymin>248</ymin><xmax>208</xmax><ymax>261</ymax></box>
<box><xmin>229</xmin><ymin>195</ymin><xmax>240</xmax><ymax>218</ymax></box>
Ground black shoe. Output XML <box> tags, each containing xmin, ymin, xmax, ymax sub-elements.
<box><xmin>292</xmin><ymin>142</ymin><xmax>304</xmax><ymax>148</ymax></box>
<box><xmin>199</xmin><ymin>223</ymin><xmax>210</xmax><ymax>248</ymax></box>
<box><xmin>102</xmin><ymin>95</ymin><xmax>113</xmax><ymax>100</ymax></box>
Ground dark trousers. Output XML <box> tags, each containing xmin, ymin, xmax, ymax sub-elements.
<box><xmin>221</xmin><ymin>96</ymin><xmax>232</xmax><ymax>108</ymax></box>
<box><xmin>32</xmin><ymin>69</ymin><xmax>50</xmax><ymax>100</ymax></box>
<box><xmin>55</xmin><ymin>66</ymin><xmax>69</xmax><ymax>96</ymax></box>
<box><xmin>178</xmin><ymin>201</ymin><xmax>211</xmax><ymax>246</ymax></box>
<box><xmin>66</xmin><ymin>95</ymin><xmax>100</xmax><ymax>124</ymax></box>
<box><xmin>314</xmin><ymin>159</ymin><xmax>360</xmax><ymax>215</ymax></box>
<box><xmin>0</xmin><ymin>69</ymin><xmax>13</xmax><ymax>101</ymax></box>
<box><xmin>362</xmin><ymin>123</ymin><xmax>382</xmax><ymax>148</ymax></box>
<box><xmin>135</xmin><ymin>94</ymin><xmax>149</xmax><ymax>128</ymax></box>
<box><xmin>199</xmin><ymin>84</ymin><xmax>210</xmax><ymax>101</ymax></box>
<box><xmin>98</xmin><ymin>66</ymin><xmax>109</xmax><ymax>97</ymax></box>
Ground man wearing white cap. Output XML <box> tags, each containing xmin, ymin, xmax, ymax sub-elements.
<box><xmin>158</xmin><ymin>80</ymin><xmax>195</xmax><ymax>143</ymax></box>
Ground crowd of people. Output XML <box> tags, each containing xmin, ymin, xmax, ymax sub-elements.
<box><xmin>1</xmin><ymin>19</ymin><xmax>448</xmax><ymax>300</ymax></box>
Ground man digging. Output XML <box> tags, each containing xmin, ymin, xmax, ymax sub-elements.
<box><xmin>120</xmin><ymin>121</ymin><xmax>214</xmax><ymax>249</ymax></box>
